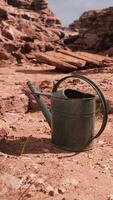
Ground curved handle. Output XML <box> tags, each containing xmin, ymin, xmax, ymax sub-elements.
<box><xmin>52</xmin><ymin>75</ymin><xmax>108</xmax><ymax>140</ymax></box>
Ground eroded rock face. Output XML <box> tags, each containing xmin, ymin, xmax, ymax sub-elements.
<box><xmin>0</xmin><ymin>7</ymin><xmax>8</xmax><ymax>19</ymax></box>
<box><xmin>7</xmin><ymin>0</ymin><xmax>23</xmax><ymax>7</ymax></box>
<box><xmin>31</xmin><ymin>0</ymin><xmax>48</xmax><ymax>10</ymax></box>
<box><xmin>0</xmin><ymin>0</ymin><xmax>63</xmax><ymax>63</ymax></box>
<box><xmin>7</xmin><ymin>0</ymin><xmax>48</xmax><ymax>10</ymax></box>
<box><xmin>1</xmin><ymin>0</ymin><xmax>113</xmax><ymax>64</ymax></box>
<box><xmin>69</xmin><ymin>7</ymin><xmax>113</xmax><ymax>52</ymax></box>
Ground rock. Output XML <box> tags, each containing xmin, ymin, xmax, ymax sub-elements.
<box><xmin>7</xmin><ymin>0</ymin><xmax>49</xmax><ymax>11</ymax></box>
<box><xmin>7</xmin><ymin>0</ymin><xmax>22</xmax><ymax>7</ymax></box>
<box><xmin>21</xmin><ymin>42</ymin><xmax>37</xmax><ymax>54</ymax></box>
<box><xmin>2</xmin><ymin>26</ymin><xmax>15</xmax><ymax>40</ymax></box>
<box><xmin>3</xmin><ymin>42</ymin><xmax>20</xmax><ymax>53</ymax></box>
<box><xmin>0</xmin><ymin>34</ymin><xmax>5</xmax><ymax>42</ymax></box>
<box><xmin>45</xmin><ymin>43</ymin><xmax>54</xmax><ymax>51</ymax></box>
<box><xmin>46</xmin><ymin>185</ymin><xmax>55</xmax><ymax>196</ymax></box>
<box><xmin>29</xmin><ymin>52</ymin><xmax>77</xmax><ymax>71</ymax></box>
<box><xmin>98</xmin><ymin>140</ymin><xmax>105</xmax><ymax>146</ymax></box>
<box><xmin>35</xmin><ymin>178</ymin><xmax>45</xmax><ymax>185</ymax></box>
<box><xmin>0</xmin><ymin>125</ymin><xmax>8</xmax><ymax>140</ymax></box>
<box><xmin>12</xmin><ymin>94</ymin><xmax>29</xmax><ymax>114</ymax></box>
<box><xmin>7</xmin><ymin>0</ymin><xmax>31</xmax><ymax>8</ymax></box>
<box><xmin>0</xmin><ymin>173</ymin><xmax>22</xmax><ymax>190</ymax></box>
<box><xmin>0</xmin><ymin>7</ymin><xmax>8</xmax><ymax>20</ymax></box>
<box><xmin>1</xmin><ymin>0</ymin><xmax>113</xmax><ymax>67</ymax></box>
<box><xmin>39</xmin><ymin>80</ymin><xmax>51</xmax><ymax>90</ymax></box>
<box><xmin>103</xmin><ymin>47</ymin><xmax>113</xmax><ymax>57</ymax></box>
<box><xmin>1</xmin><ymin>24</ymin><xmax>24</xmax><ymax>40</ymax></box>
<box><xmin>108</xmin><ymin>194</ymin><xmax>113</xmax><ymax>200</ymax></box>
<box><xmin>0</xmin><ymin>0</ymin><xmax>63</xmax><ymax>60</ymax></box>
<box><xmin>64</xmin><ymin>33</ymin><xmax>79</xmax><ymax>45</ymax></box>
<box><xmin>57</xmin><ymin>50</ymin><xmax>113</xmax><ymax>67</ymax></box>
<box><xmin>69</xmin><ymin>7</ymin><xmax>113</xmax><ymax>52</ymax></box>
<box><xmin>12</xmin><ymin>51</ymin><xmax>26</xmax><ymax>63</ymax></box>
<box><xmin>109</xmin><ymin>158</ymin><xmax>113</xmax><ymax>162</ymax></box>
<box><xmin>0</xmin><ymin>0</ymin><xmax>63</xmax><ymax>62</ymax></box>
<box><xmin>22</xmin><ymin>86</ymin><xmax>41</xmax><ymax>112</ymax></box>
<box><xmin>58</xmin><ymin>187</ymin><xmax>66</xmax><ymax>194</ymax></box>
<box><xmin>62</xmin><ymin>178</ymin><xmax>79</xmax><ymax>187</ymax></box>
<box><xmin>0</xmin><ymin>122</ymin><xmax>9</xmax><ymax>143</ymax></box>
<box><xmin>46</xmin><ymin>17</ymin><xmax>60</xmax><ymax>27</ymax></box>
<box><xmin>0</xmin><ymin>93</ymin><xmax>29</xmax><ymax>114</ymax></box>
<box><xmin>29</xmin><ymin>98</ymin><xmax>40</xmax><ymax>112</ymax></box>
<box><xmin>20</xmin><ymin>35</ymin><xmax>37</xmax><ymax>42</ymax></box>
<box><xmin>31</xmin><ymin>0</ymin><xmax>48</xmax><ymax>10</ymax></box>
<box><xmin>48</xmin><ymin>190</ymin><xmax>54</xmax><ymax>196</ymax></box>
<box><xmin>0</xmin><ymin>49</ymin><xmax>10</xmax><ymax>60</ymax></box>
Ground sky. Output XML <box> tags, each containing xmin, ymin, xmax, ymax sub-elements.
<box><xmin>48</xmin><ymin>0</ymin><xmax>113</xmax><ymax>26</ymax></box>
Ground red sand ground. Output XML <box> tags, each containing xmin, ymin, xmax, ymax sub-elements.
<box><xmin>0</xmin><ymin>61</ymin><xmax>113</xmax><ymax>200</ymax></box>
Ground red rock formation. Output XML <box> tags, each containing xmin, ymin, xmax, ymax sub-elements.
<box><xmin>7</xmin><ymin>0</ymin><xmax>48</xmax><ymax>10</ymax></box>
<box><xmin>69</xmin><ymin>7</ymin><xmax>113</xmax><ymax>52</ymax></box>
<box><xmin>1</xmin><ymin>1</ymin><xmax>113</xmax><ymax>64</ymax></box>
<box><xmin>0</xmin><ymin>0</ymin><xmax>64</xmax><ymax>63</ymax></box>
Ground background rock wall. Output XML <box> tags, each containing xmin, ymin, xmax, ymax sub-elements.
<box><xmin>0</xmin><ymin>0</ymin><xmax>64</xmax><ymax>63</ymax></box>
<box><xmin>69</xmin><ymin>7</ymin><xmax>113</xmax><ymax>52</ymax></box>
<box><xmin>7</xmin><ymin>0</ymin><xmax>48</xmax><ymax>10</ymax></box>
<box><xmin>1</xmin><ymin>1</ymin><xmax>113</xmax><ymax>63</ymax></box>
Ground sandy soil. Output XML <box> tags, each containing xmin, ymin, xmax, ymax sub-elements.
<box><xmin>0</xmin><ymin>61</ymin><xmax>113</xmax><ymax>200</ymax></box>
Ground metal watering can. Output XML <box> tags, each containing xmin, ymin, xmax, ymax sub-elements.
<box><xmin>27</xmin><ymin>75</ymin><xmax>108</xmax><ymax>151</ymax></box>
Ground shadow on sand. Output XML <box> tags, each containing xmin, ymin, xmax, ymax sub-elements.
<box><xmin>0</xmin><ymin>136</ymin><xmax>80</xmax><ymax>157</ymax></box>
<box><xmin>16</xmin><ymin>68</ymin><xmax>70</xmax><ymax>75</ymax></box>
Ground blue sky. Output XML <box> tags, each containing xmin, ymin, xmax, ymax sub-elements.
<box><xmin>48</xmin><ymin>0</ymin><xmax>113</xmax><ymax>26</ymax></box>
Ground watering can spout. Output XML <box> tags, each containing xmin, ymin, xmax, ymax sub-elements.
<box><xmin>27</xmin><ymin>81</ymin><xmax>52</xmax><ymax>127</ymax></box>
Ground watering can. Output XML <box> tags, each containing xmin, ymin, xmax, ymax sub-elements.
<box><xmin>27</xmin><ymin>75</ymin><xmax>108</xmax><ymax>151</ymax></box>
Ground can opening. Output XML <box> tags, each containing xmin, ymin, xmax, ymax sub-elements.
<box><xmin>64</xmin><ymin>89</ymin><xmax>94</xmax><ymax>99</ymax></box>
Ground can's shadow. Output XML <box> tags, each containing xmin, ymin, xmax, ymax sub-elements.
<box><xmin>0</xmin><ymin>136</ymin><xmax>79</xmax><ymax>156</ymax></box>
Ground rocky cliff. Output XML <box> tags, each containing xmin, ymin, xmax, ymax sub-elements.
<box><xmin>7</xmin><ymin>0</ymin><xmax>48</xmax><ymax>10</ymax></box>
<box><xmin>0</xmin><ymin>0</ymin><xmax>68</xmax><ymax>63</ymax></box>
<box><xmin>69</xmin><ymin>7</ymin><xmax>113</xmax><ymax>52</ymax></box>
<box><xmin>1</xmin><ymin>1</ymin><xmax>113</xmax><ymax>64</ymax></box>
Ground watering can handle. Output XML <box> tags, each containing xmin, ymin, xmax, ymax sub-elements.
<box><xmin>52</xmin><ymin>75</ymin><xmax>108</xmax><ymax>140</ymax></box>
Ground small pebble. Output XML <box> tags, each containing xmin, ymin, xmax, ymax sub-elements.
<box><xmin>98</xmin><ymin>140</ymin><xmax>105</xmax><ymax>146</ymax></box>
<box><xmin>58</xmin><ymin>187</ymin><xmax>66</xmax><ymax>194</ymax></box>
<box><xmin>46</xmin><ymin>185</ymin><xmax>54</xmax><ymax>196</ymax></box>
<box><xmin>108</xmin><ymin>194</ymin><xmax>113</xmax><ymax>200</ymax></box>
